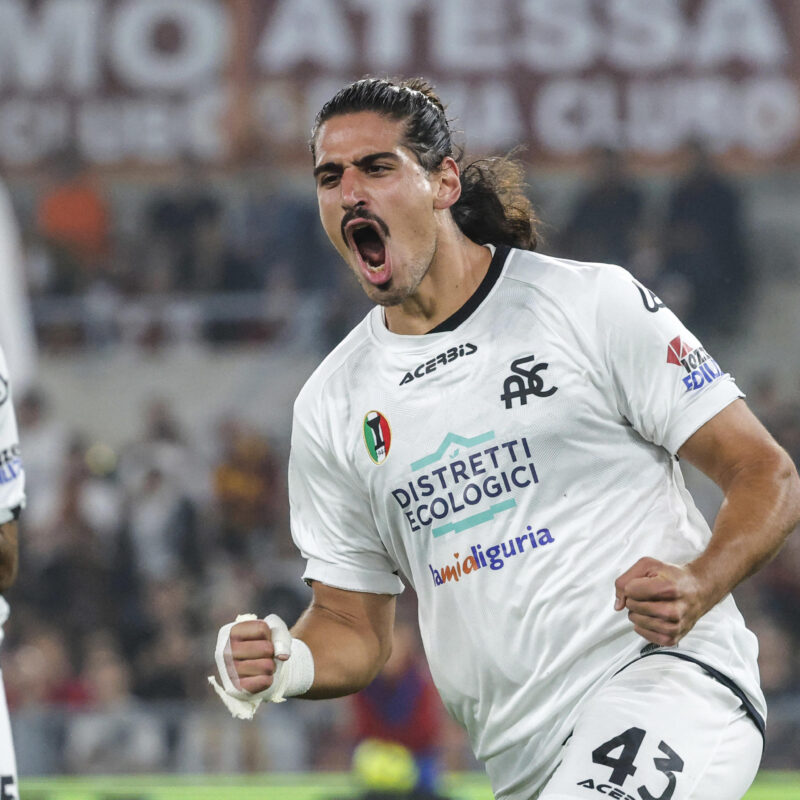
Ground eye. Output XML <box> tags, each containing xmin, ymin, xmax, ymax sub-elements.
<box><xmin>367</xmin><ymin>164</ymin><xmax>390</xmax><ymax>175</ymax></box>
<box><xmin>318</xmin><ymin>173</ymin><xmax>340</xmax><ymax>188</ymax></box>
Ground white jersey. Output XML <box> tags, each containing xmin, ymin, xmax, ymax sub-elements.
<box><xmin>0</xmin><ymin>344</ymin><xmax>24</xmax><ymax>636</ymax></box>
<box><xmin>289</xmin><ymin>246</ymin><xmax>765</xmax><ymax>800</ymax></box>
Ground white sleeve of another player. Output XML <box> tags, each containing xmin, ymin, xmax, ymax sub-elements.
<box><xmin>0</xmin><ymin>345</ymin><xmax>25</xmax><ymax>521</ymax></box>
<box><xmin>594</xmin><ymin>266</ymin><xmax>743</xmax><ymax>455</ymax></box>
<box><xmin>288</xmin><ymin>394</ymin><xmax>403</xmax><ymax>596</ymax></box>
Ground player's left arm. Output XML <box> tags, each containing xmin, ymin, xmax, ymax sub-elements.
<box><xmin>0</xmin><ymin>519</ymin><xmax>19</xmax><ymax>593</ymax></box>
<box><xmin>615</xmin><ymin>398</ymin><xmax>800</xmax><ymax>646</ymax></box>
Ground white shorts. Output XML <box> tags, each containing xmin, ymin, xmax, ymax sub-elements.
<box><xmin>539</xmin><ymin>654</ymin><xmax>762</xmax><ymax>800</ymax></box>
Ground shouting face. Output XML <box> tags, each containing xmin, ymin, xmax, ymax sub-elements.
<box><xmin>313</xmin><ymin>111</ymin><xmax>450</xmax><ymax>308</ymax></box>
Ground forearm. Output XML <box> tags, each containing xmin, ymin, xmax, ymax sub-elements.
<box><xmin>0</xmin><ymin>521</ymin><xmax>19</xmax><ymax>593</ymax></box>
<box><xmin>687</xmin><ymin>449</ymin><xmax>800</xmax><ymax>612</ymax></box>
<box><xmin>291</xmin><ymin>589</ymin><xmax>395</xmax><ymax>699</ymax></box>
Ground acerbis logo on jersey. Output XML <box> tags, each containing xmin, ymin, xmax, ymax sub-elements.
<box><xmin>363</xmin><ymin>411</ymin><xmax>392</xmax><ymax>464</ymax></box>
<box><xmin>399</xmin><ymin>343</ymin><xmax>477</xmax><ymax>385</ymax></box>
<box><xmin>500</xmin><ymin>355</ymin><xmax>557</xmax><ymax>409</ymax></box>
<box><xmin>666</xmin><ymin>336</ymin><xmax>724</xmax><ymax>393</ymax></box>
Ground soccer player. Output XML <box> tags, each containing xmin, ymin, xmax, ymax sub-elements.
<box><xmin>211</xmin><ymin>78</ymin><xmax>800</xmax><ymax>800</ymax></box>
<box><xmin>0</xmin><ymin>344</ymin><xmax>24</xmax><ymax>800</ymax></box>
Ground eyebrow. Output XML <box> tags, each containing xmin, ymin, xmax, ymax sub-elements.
<box><xmin>313</xmin><ymin>151</ymin><xmax>400</xmax><ymax>178</ymax></box>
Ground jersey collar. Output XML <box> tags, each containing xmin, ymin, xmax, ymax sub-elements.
<box><xmin>426</xmin><ymin>244</ymin><xmax>510</xmax><ymax>334</ymax></box>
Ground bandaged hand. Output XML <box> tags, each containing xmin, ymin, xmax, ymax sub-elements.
<box><xmin>208</xmin><ymin>613</ymin><xmax>314</xmax><ymax>719</ymax></box>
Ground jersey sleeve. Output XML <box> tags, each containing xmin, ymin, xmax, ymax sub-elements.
<box><xmin>288</xmin><ymin>394</ymin><xmax>404</xmax><ymax>596</ymax></box>
<box><xmin>0</xmin><ymin>347</ymin><xmax>25</xmax><ymax>519</ymax></box>
<box><xmin>593</xmin><ymin>267</ymin><xmax>743</xmax><ymax>455</ymax></box>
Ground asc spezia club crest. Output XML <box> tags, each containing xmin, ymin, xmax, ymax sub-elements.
<box><xmin>363</xmin><ymin>411</ymin><xmax>391</xmax><ymax>465</ymax></box>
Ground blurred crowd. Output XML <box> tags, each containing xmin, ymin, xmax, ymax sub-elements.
<box><xmin>0</xmin><ymin>139</ymin><xmax>799</xmax><ymax>781</ymax></box>
<box><xmin>19</xmin><ymin>148</ymin><xmax>371</xmax><ymax>356</ymax></box>
<box><xmin>16</xmin><ymin>138</ymin><xmax>751</xmax><ymax>353</ymax></box>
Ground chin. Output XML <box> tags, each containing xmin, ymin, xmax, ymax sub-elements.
<box><xmin>365</xmin><ymin>282</ymin><xmax>402</xmax><ymax>307</ymax></box>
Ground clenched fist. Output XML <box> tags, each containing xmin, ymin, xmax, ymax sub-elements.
<box><xmin>614</xmin><ymin>557</ymin><xmax>708</xmax><ymax>647</ymax></box>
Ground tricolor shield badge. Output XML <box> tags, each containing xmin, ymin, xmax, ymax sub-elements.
<box><xmin>363</xmin><ymin>411</ymin><xmax>392</xmax><ymax>465</ymax></box>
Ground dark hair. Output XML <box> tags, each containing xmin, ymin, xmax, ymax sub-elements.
<box><xmin>310</xmin><ymin>77</ymin><xmax>539</xmax><ymax>251</ymax></box>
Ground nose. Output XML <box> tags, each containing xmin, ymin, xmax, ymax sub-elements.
<box><xmin>340</xmin><ymin>168</ymin><xmax>367</xmax><ymax>211</ymax></box>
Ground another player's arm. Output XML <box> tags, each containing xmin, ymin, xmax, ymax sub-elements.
<box><xmin>0</xmin><ymin>519</ymin><xmax>19</xmax><ymax>592</ymax></box>
<box><xmin>615</xmin><ymin>398</ymin><xmax>800</xmax><ymax>645</ymax></box>
<box><xmin>229</xmin><ymin>581</ymin><xmax>396</xmax><ymax>699</ymax></box>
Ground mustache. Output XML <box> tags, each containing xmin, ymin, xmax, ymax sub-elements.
<box><xmin>340</xmin><ymin>209</ymin><xmax>390</xmax><ymax>245</ymax></box>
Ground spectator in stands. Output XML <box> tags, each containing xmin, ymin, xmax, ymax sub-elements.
<box><xmin>559</xmin><ymin>146</ymin><xmax>644</xmax><ymax>268</ymax></box>
<box><xmin>350</xmin><ymin>616</ymin><xmax>445</xmax><ymax>796</ymax></box>
<box><xmin>663</xmin><ymin>138</ymin><xmax>750</xmax><ymax>337</ymax></box>
<box><xmin>64</xmin><ymin>639</ymin><xmax>167</xmax><ymax>774</ymax></box>
<box><xmin>213</xmin><ymin>422</ymin><xmax>285</xmax><ymax>560</ymax></box>
<box><xmin>4</xmin><ymin>626</ymin><xmax>90</xmax><ymax>712</ymax></box>
<box><xmin>15</xmin><ymin>388</ymin><xmax>69</xmax><ymax>532</ymax></box>
<box><xmin>144</xmin><ymin>157</ymin><xmax>221</xmax><ymax>291</ymax></box>
<box><xmin>35</xmin><ymin>148</ymin><xmax>111</xmax><ymax>293</ymax></box>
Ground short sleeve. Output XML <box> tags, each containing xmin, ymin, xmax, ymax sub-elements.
<box><xmin>288</xmin><ymin>395</ymin><xmax>404</xmax><ymax>595</ymax></box>
<box><xmin>0</xmin><ymin>347</ymin><xmax>25</xmax><ymax>516</ymax></box>
<box><xmin>594</xmin><ymin>267</ymin><xmax>743</xmax><ymax>455</ymax></box>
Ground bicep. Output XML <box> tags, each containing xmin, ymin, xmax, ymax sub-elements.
<box><xmin>305</xmin><ymin>581</ymin><xmax>396</xmax><ymax>646</ymax></box>
<box><xmin>677</xmin><ymin>399</ymin><xmax>790</xmax><ymax>491</ymax></box>
<box><xmin>291</xmin><ymin>582</ymin><xmax>397</xmax><ymax>696</ymax></box>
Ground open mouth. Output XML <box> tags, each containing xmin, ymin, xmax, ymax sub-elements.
<box><xmin>345</xmin><ymin>219</ymin><xmax>392</xmax><ymax>286</ymax></box>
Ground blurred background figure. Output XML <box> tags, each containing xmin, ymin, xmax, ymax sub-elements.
<box><xmin>35</xmin><ymin>148</ymin><xmax>111</xmax><ymax>296</ymax></box>
<box><xmin>559</xmin><ymin>147</ymin><xmax>645</xmax><ymax>269</ymax></box>
<box><xmin>662</xmin><ymin>139</ymin><xmax>751</xmax><ymax>337</ymax></box>
<box><xmin>349</xmin><ymin>619</ymin><xmax>444</xmax><ymax>797</ymax></box>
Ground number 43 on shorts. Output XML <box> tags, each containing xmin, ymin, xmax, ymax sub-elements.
<box><xmin>579</xmin><ymin>727</ymin><xmax>684</xmax><ymax>800</ymax></box>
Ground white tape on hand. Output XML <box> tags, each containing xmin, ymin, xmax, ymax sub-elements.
<box><xmin>208</xmin><ymin>612</ymin><xmax>314</xmax><ymax>720</ymax></box>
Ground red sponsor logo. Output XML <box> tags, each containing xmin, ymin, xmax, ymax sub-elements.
<box><xmin>666</xmin><ymin>336</ymin><xmax>692</xmax><ymax>366</ymax></box>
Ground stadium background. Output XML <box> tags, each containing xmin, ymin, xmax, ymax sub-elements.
<box><xmin>0</xmin><ymin>0</ymin><xmax>799</xmax><ymax>797</ymax></box>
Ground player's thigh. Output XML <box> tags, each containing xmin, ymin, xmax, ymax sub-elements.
<box><xmin>538</xmin><ymin>656</ymin><xmax>762</xmax><ymax>800</ymax></box>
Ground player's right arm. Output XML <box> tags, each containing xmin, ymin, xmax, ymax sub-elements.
<box><xmin>228</xmin><ymin>581</ymin><xmax>395</xmax><ymax>699</ymax></box>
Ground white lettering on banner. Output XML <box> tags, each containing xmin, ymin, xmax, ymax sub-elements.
<box><xmin>692</xmin><ymin>0</ymin><xmax>788</xmax><ymax>68</ymax></box>
<box><xmin>0</xmin><ymin>0</ymin><xmax>795</xmax><ymax>165</ymax></box>
<box><xmin>517</xmin><ymin>0</ymin><xmax>597</xmax><ymax>71</ymax></box>
<box><xmin>255</xmin><ymin>83</ymin><xmax>301</xmax><ymax>145</ymax></box>
<box><xmin>0</xmin><ymin>0</ymin><xmax>99</xmax><ymax>91</ymax></box>
<box><xmin>535</xmin><ymin>76</ymin><xmax>800</xmax><ymax>156</ymax></box>
<box><xmin>536</xmin><ymin>78</ymin><xmax>620</xmax><ymax>153</ymax></box>
<box><xmin>0</xmin><ymin>100</ymin><xmax>69</xmax><ymax>165</ymax></box>
<box><xmin>304</xmin><ymin>76</ymin><xmax>348</xmax><ymax>132</ymax></box>
<box><xmin>81</xmin><ymin>90</ymin><xmax>226</xmax><ymax>162</ymax></box>
<box><xmin>257</xmin><ymin>0</ymin><xmax>353</xmax><ymax>70</ymax></box>
<box><xmin>627</xmin><ymin>78</ymin><xmax>735</xmax><ymax>152</ymax></box>
<box><xmin>110</xmin><ymin>0</ymin><xmax>227</xmax><ymax>90</ymax></box>
<box><xmin>434</xmin><ymin>0</ymin><xmax>508</xmax><ymax>71</ymax></box>
<box><xmin>0</xmin><ymin>90</ymin><xmax>227</xmax><ymax>165</ymax></box>
<box><xmin>350</xmin><ymin>0</ymin><xmax>424</xmax><ymax>72</ymax></box>
<box><xmin>607</xmin><ymin>0</ymin><xmax>683</xmax><ymax>71</ymax></box>
<box><xmin>742</xmin><ymin>78</ymin><xmax>800</xmax><ymax>154</ymax></box>
<box><xmin>437</xmin><ymin>81</ymin><xmax>525</xmax><ymax>151</ymax></box>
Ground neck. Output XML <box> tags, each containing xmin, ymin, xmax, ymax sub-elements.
<box><xmin>384</xmin><ymin>224</ymin><xmax>493</xmax><ymax>336</ymax></box>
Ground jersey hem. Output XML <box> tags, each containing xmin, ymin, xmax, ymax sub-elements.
<box><xmin>302</xmin><ymin>560</ymin><xmax>404</xmax><ymax>596</ymax></box>
<box><xmin>663</xmin><ymin>384</ymin><xmax>744</xmax><ymax>455</ymax></box>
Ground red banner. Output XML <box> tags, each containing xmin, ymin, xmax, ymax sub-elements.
<box><xmin>0</xmin><ymin>0</ymin><xmax>798</xmax><ymax>169</ymax></box>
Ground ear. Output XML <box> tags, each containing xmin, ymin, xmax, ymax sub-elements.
<box><xmin>433</xmin><ymin>156</ymin><xmax>461</xmax><ymax>210</ymax></box>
